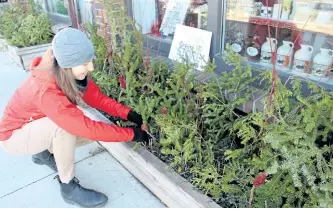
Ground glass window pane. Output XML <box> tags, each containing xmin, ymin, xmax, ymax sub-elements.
<box><xmin>55</xmin><ymin>0</ymin><xmax>68</xmax><ymax>15</ymax></box>
<box><xmin>132</xmin><ymin>0</ymin><xmax>208</xmax><ymax>40</ymax></box>
<box><xmin>45</xmin><ymin>0</ymin><xmax>68</xmax><ymax>15</ymax></box>
<box><xmin>222</xmin><ymin>0</ymin><xmax>333</xmax><ymax>82</ymax></box>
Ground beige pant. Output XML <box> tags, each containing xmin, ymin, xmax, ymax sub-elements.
<box><xmin>0</xmin><ymin>117</ymin><xmax>92</xmax><ymax>183</ymax></box>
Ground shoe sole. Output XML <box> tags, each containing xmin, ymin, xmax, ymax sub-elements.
<box><xmin>62</xmin><ymin>196</ymin><xmax>109</xmax><ymax>208</ymax></box>
<box><xmin>32</xmin><ymin>157</ymin><xmax>58</xmax><ymax>172</ymax></box>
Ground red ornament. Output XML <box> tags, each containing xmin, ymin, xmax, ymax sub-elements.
<box><xmin>150</xmin><ymin>23</ymin><xmax>156</xmax><ymax>35</ymax></box>
<box><xmin>154</xmin><ymin>25</ymin><xmax>160</xmax><ymax>36</ymax></box>
<box><xmin>161</xmin><ymin>107</ymin><xmax>168</xmax><ymax>115</ymax></box>
<box><xmin>118</xmin><ymin>76</ymin><xmax>126</xmax><ymax>89</ymax></box>
<box><xmin>141</xmin><ymin>124</ymin><xmax>148</xmax><ymax>132</ymax></box>
<box><xmin>149</xmin><ymin>19</ymin><xmax>161</xmax><ymax>37</ymax></box>
<box><xmin>253</xmin><ymin>172</ymin><xmax>267</xmax><ymax>187</ymax></box>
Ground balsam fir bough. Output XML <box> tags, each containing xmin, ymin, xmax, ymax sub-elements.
<box><xmin>84</xmin><ymin>1</ymin><xmax>333</xmax><ymax>207</ymax></box>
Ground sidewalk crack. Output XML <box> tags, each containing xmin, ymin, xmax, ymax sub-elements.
<box><xmin>0</xmin><ymin>173</ymin><xmax>56</xmax><ymax>199</ymax></box>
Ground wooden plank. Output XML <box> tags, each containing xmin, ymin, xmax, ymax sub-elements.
<box><xmin>80</xmin><ymin>106</ymin><xmax>221</xmax><ymax>208</ymax></box>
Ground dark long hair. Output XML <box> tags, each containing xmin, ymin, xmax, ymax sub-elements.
<box><xmin>52</xmin><ymin>58</ymin><xmax>83</xmax><ymax>105</ymax></box>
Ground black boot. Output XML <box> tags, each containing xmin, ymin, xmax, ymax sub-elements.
<box><xmin>32</xmin><ymin>150</ymin><xmax>58</xmax><ymax>172</ymax></box>
<box><xmin>55</xmin><ymin>175</ymin><xmax>108</xmax><ymax>208</ymax></box>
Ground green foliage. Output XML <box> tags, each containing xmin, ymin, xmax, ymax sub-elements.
<box><xmin>221</xmin><ymin>58</ymin><xmax>333</xmax><ymax>207</ymax></box>
<box><xmin>0</xmin><ymin>5</ymin><xmax>25</xmax><ymax>42</ymax></box>
<box><xmin>86</xmin><ymin>1</ymin><xmax>333</xmax><ymax>207</ymax></box>
<box><xmin>0</xmin><ymin>1</ymin><xmax>53</xmax><ymax>48</ymax></box>
<box><xmin>10</xmin><ymin>13</ymin><xmax>53</xmax><ymax>47</ymax></box>
<box><xmin>84</xmin><ymin>22</ymin><xmax>107</xmax><ymax>71</ymax></box>
<box><xmin>26</xmin><ymin>0</ymin><xmax>43</xmax><ymax>14</ymax></box>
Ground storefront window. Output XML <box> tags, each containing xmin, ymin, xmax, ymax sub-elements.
<box><xmin>222</xmin><ymin>0</ymin><xmax>333</xmax><ymax>82</ymax></box>
<box><xmin>132</xmin><ymin>0</ymin><xmax>208</xmax><ymax>40</ymax></box>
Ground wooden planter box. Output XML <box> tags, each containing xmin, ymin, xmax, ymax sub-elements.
<box><xmin>80</xmin><ymin>106</ymin><xmax>221</xmax><ymax>208</ymax></box>
<box><xmin>7</xmin><ymin>43</ymin><xmax>51</xmax><ymax>71</ymax></box>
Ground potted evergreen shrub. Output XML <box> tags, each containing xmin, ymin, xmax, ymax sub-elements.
<box><xmin>0</xmin><ymin>0</ymin><xmax>54</xmax><ymax>70</ymax></box>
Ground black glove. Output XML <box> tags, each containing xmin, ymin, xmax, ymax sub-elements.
<box><xmin>127</xmin><ymin>110</ymin><xmax>143</xmax><ymax>127</ymax></box>
<box><xmin>132</xmin><ymin>128</ymin><xmax>149</xmax><ymax>144</ymax></box>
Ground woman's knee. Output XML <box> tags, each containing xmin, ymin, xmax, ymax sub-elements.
<box><xmin>54</xmin><ymin>126</ymin><xmax>76</xmax><ymax>139</ymax></box>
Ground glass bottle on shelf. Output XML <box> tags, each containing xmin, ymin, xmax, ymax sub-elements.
<box><xmin>246</xmin><ymin>34</ymin><xmax>261</xmax><ymax>61</ymax></box>
<box><xmin>230</xmin><ymin>31</ymin><xmax>246</xmax><ymax>55</ymax></box>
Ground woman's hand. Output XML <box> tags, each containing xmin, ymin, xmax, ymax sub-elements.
<box><xmin>127</xmin><ymin>110</ymin><xmax>143</xmax><ymax>127</ymax></box>
<box><xmin>131</xmin><ymin>128</ymin><xmax>149</xmax><ymax>144</ymax></box>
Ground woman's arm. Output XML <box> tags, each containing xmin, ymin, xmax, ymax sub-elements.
<box><xmin>82</xmin><ymin>78</ymin><xmax>131</xmax><ymax>120</ymax></box>
<box><xmin>35</xmin><ymin>88</ymin><xmax>134</xmax><ymax>142</ymax></box>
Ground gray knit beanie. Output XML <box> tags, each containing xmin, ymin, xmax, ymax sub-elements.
<box><xmin>52</xmin><ymin>28</ymin><xmax>96</xmax><ymax>68</ymax></box>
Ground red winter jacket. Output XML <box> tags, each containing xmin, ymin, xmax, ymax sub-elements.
<box><xmin>0</xmin><ymin>57</ymin><xmax>134</xmax><ymax>142</ymax></box>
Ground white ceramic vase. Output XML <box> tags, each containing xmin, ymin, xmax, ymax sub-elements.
<box><xmin>276</xmin><ymin>41</ymin><xmax>294</xmax><ymax>69</ymax></box>
<box><xmin>260</xmin><ymin>37</ymin><xmax>277</xmax><ymax>64</ymax></box>
<box><xmin>292</xmin><ymin>44</ymin><xmax>313</xmax><ymax>73</ymax></box>
<box><xmin>312</xmin><ymin>48</ymin><xmax>333</xmax><ymax>76</ymax></box>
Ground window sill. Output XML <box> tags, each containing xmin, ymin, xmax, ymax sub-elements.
<box><xmin>144</xmin><ymin>35</ymin><xmax>172</xmax><ymax>55</ymax></box>
<box><xmin>47</xmin><ymin>12</ymin><xmax>71</xmax><ymax>25</ymax></box>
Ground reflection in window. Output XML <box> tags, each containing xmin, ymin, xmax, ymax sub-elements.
<box><xmin>45</xmin><ymin>0</ymin><xmax>68</xmax><ymax>15</ymax></box>
<box><xmin>132</xmin><ymin>0</ymin><xmax>208</xmax><ymax>40</ymax></box>
<box><xmin>55</xmin><ymin>0</ymin><xmax>68</xmax><ymax>15</ymax></box>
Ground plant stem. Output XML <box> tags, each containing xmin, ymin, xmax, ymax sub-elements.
<box><xmin>248</xmin><ymin>186</ymin><xmax>255</xmax><ymax>208</ymax></box>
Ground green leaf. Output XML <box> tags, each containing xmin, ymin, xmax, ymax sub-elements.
<box><xmin>266</xmin><ymin>160</ymin><xmax>279</xmax><ymax>175</ymax></box>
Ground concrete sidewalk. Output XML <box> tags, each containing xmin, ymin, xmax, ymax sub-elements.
<box><xmin>0</xmin><ymin>51</ymin><xmax>166</xmax><ymax>208</ymax></box>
